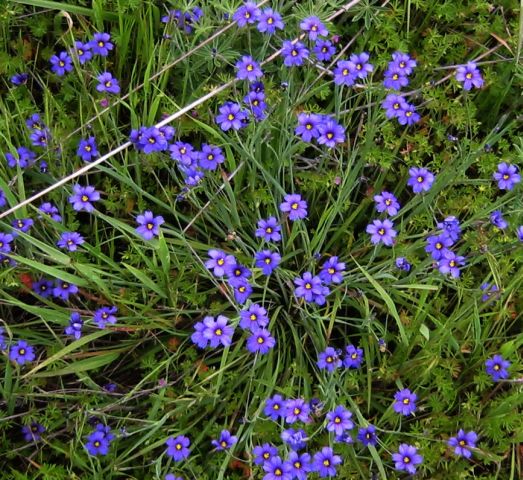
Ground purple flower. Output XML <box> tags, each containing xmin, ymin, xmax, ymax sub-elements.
<box><xmin>319</xmin><ymin>257</ymin><xmax>345</xmax><ymax>284</ymax></box>
<box><xmin>244</xmin><ymin>91</ymin><xmax>267</xmax><ymax>120</ymax></box>
<box><xmin>253</xmin><ymin>443</ymin><xmax>278</xmax><ymax>465</ymax></box>
<box><xmin>349</xmin><ymin>52</ymin><xmax>373</xmax><ymax>79</ymax></box>
<box><xmin>198</xmin><ymin>144</ymin><xmax>224</xmax><ymax>170</ymax></box>
<box><xmin>5</xmin><ymin>146</ymin><xmax>36</xmax><ymax>168</ymax></box>
<box><xmin>38</xmin><ymin>202</ymin><xmax>62</xmax><ymax>222</ymax></box>
<box><xmin>140</xmin><ymin>127</ymin><xmax>168</xmax><ymax>154</ymax></box>
<box><xmin>390</xmin><ymin>51</ymin><xmax>417</xmax><ymax>75</ymax></box>
<box><xmin>344</xmin><ymin>345</ymin><xmax>363</xmax><ymax>368</ymax></box>
<box><xmin>373</xmin><ymin>191</ymin><xmax>400</xmax><ymax>216</ymax></box>
<box><xmin>12</xmin><ymin>218</ymin><xmax>34</xmax><ymax>233</ymax></box>
<box><xmin>236</xmin><ymin>55</ymin><xmax>263</xmax><ymax>81</ymax></box>
<box><xmin>205</xmin><ymin>249</ymin><xmax>236</xmax><ymax>277</ymax></box>
<box><xmin>96</xmin><ymin>72</ymin><xmax>120</xmax><ymax>94</ymax></box>
<box><xmin>26</xmin><ymin>113</ymin><xmax>44</xmax><ymax>131</ymax></box>
<box><xmin>203</xmin><ymin>315</ymin><xmax>234</xmax><ymax>347</ymax></box>
<box><xmin>85</xmin><ymin>428</ymin><xmax>113</xmax><ymax>456</ymax></box>
<box><xmin>393</xmin><ymin>388</ymin><xmax>417</xmax><ymax>415</ymax></box>
<box><xmin>397</xmin><ymin>102</ymin><xmax>421</xmax><ymax>125</ymax></box>
<box><xmin>383</xmin><ymin>68</ymin><xmax>409</xmax><ymax>90</ymax></box>
<box><xmin>225</xmin><ymin>261</ymin><xmax>252</xmax><ymax>287</ymax></box>
<box><xmin>425</xmin><ymin>234</ymin><xmax>454</xmax><ymax>260</ymax></box>
<box><xmin>455</xmin><ymin>62</ymin><xmax>484</xmax><ymax>90</ymax></box>
<box><xmin>233</xmin><ymin>281</ymin><xmax>253</xmax><ymax>304</ymax></box>
<box><xmin>493</xmin><ymin>162</ymin><xmax>520</xmax><ymax>190</ymax></box>
<box><xmin>216</xmin><ymin>102</ymin><xmax>248</xmax><ymax>131</ymax></box>
<box><xmin>448</xmin><ymin>430</ymin><xmax>478</xmax><ymax>459</ymax></box>
<box><xmin>312</xmin><ymin>447</ymin><xmax>342</xmax><ymax>477</ymax></box>
<box><xmin>357</xmin><ymin>425</ymin><xmax>377</xmax><ymax>446</ymax></box>
<box><xmin>480</xmin><ymin>282</ymin><xmax>500</xmax><ymax>302</ymax></box>
<box><xmin>281</xmin><ymin>428</ymin><xmax>308</xmax><ymax>451</ymax></box>
<box><xmin>485</xmin><ymin>354</ymin><xmax>510</xmax><ymax>381</ymax></box>
<box><xmin>285</xmin><ymin>398</ymin><xmax>311</xmax><ymax>424</ymax></box>
<box><xmin>69</xmin><ymin>185</ymin><xmax>100</xmax><ymax>212</ymax></box>
<box><xmin>295</xmin><ymin>113</ymin><xmax>321</xmax><ymax>142</ymax></box>
<box><xmin>169</xmin><ymin>141</ymin><xmax>196</xmax><ymax>165</ymax></box>
<box><xmin>166</xmin><ymin>435</ymin><xmax>190</xmax><ymax>461</ymax></box>
<box><xmin>255</xmin><ymin>250</ymin><xmax>281</xmax><ymax>275</ymax></box>
<box><xmin>165</xmin><ymin>475</ymin><xmax>183</xmax><ymax>480</ymax></box>
<box><xmin>52</xmin><ymin>279</ymin><xmax>78</xmax><ymax>301</ymax></box>
<box><xmin>256</xmin><ymin>217</ymin><xmax>281</xmax><ymax>242</ymax></box>
<box><xmin>490</xmin><ymin>210</ymin><xmax>508</xmax><ymax>229</ymax></box>
<box><xmin>212</xmin><ymin>430</ymin><xmax>237</xmax><ymax>451</ymax></box>
<box><xmin>73</xmin><ymin>40</ymin><xmax>92</xmax><ymax>64</ymax></box>
<box><xmin>264</xmin><ymin>394</ymin><xmax>286</xmax><ymax>421</ymax></box>
<box><xmin>407</xmin><ymin>167</ymin><xmax>435</xmax><ymax>193</ymax></box>
<box><xmin>288</xmin><ymin>451</ymin><xmax>311</xmax><ymax>479</ymax></box>
<box><xmin>9</xmin><ymin>340</ymin><xmax>36</xmax><ymax>365</ymax></box>
<box><xmin>333</xmin><ymin>60</ymin><xmax>356</xmax><ymax>87</ymax></box>
<box><xmin>0</xmin><ymin>189</ymin><xmax>6</xmax><ymax>209</ymax></box>
<box><xmin>57</xmin><ymin>231</ymin><xmax>85</xmax><ymax>251</ymax></box>
<box><xmin>313</xmin><ymin>40</ymin><xmax>336</xmax><ymax>62</ymax></box>
<box><xmin>233</xmin><ymin>1</ymin><xmax>260</xmax><ymax>27</ymax></box>
<box><xmin>517</xmin><ymin>225</ymin><xmax>523</xmax><ymax>242</ymax></box>
<box><xmin>93</xmin><ymin>306</ymin><xmax>118</xmax><ymax>328</ymax></box>
<box><xmin>294</xmin><ymin>272</ymin><xmax>325</xmax><ymax>304</ymax></box>
<box><xmin>366</xmin><ymin>218</ymin><xmax>397</xmax><ymax>246</ymax></box>
<box><xmin>32</xmin><ymin>278</ymin><xmax>54</xmax><ymax>298</ymax></box>
<box><xmin>77</xmin><ymin>137</ymin><xmax>99</xmax><ymax>162</ymax></box>
<box><xmin>10</xmin><ymin>73</ymin><xmax>28</xmax><ymax>86</ymax></box>
<box><xmin>392</xmin><ymin>444</ymin><xmax>423</xmax><ymax>475</ymax></box>
<box><xmin>239</xmin><ymin>303</ymin><xmax>269</xmax><ymax>330</ymax></box>
<box><xmin>247</xmin><ymin>328</ymin><xmax>276</xmax><ymax>354</ymax></box>
<box><xmin>317</xmin><ymin>119</ymin><xmax>345</xmax><ymax>148</ymax></box>
<box><xmin>50</xmin><ymin>51</ymin><xmax>73</xmax><ymax>76</ymax></box>
<box><xmin>317</xmin><ymin>347</ymin><xmax>342</xmax><ymax>372</ymax></box>
<box><xmin>65</xmin><ymin>312</ymin><xmax>83</xmax><ymax>340</ymax></box>
<box><xmin>29</xmin><ymin>129</ymin><xmax>50</xmax><ymax>148</ymax></box>
<box><xmin>437</xmin><ymin>216</ymin><xmax>461</xmax><ymax>242</ymax></box>
<box><xmin>282</xmin><ymin>41</ymin><xmax>309</xmax><ymax>67</ymax></box>
<box><xmin>395</xmin><ymin>257</ymin><xmax>411</xmax><ymax>272</ymax></box>
<box><xmin>382</xmin><ymin>94</ymin><xmax>408</xmax><ymax>119</ymax></box>
<box><xmin>437</xmin><ymin>251</ymin><xmax>465</xmax><ymax>278</ymax></box>
<box><xmin>257</xmin><ymin>8</ymin><xmax>284</xmax><ymax>34</ymax></box>
<box><xmin>326</xmin><ymin>405</ymin><xmax>353</xmax><ymax>436</ymax></box>
<box><xmin>0</xmin><ymin>232</ymin><xmax>13</xmax><ymax>254</ymax></box>
<box><xmin>263</xmin><ymin>456</ymin><xmax>292</xmax><ymax>480</ymax></box>
<box><xmin>300</xmin><ymin>16</ymin><xmax>328</xmax><ymax>40</ymax></box>
<box><xmin>22</xmin><ymin>422</ymin><xmax>45</xmax><ymax>442</ymax></box>
<box><xmin>280</xmin><ymin>193</ymin><xmax>307</xmax><ymax>220</ymax></box>
<box><xmin>136</xmin><ymin>211</ymin><xmax>164</xmax><ymax>240</ymax></box>
<box><xmin>90</xmin><ymin>32</ymin><xmax>113</xmax><ymax>56</ymax></box>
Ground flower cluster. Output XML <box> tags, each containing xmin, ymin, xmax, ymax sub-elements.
<box><xmin>161</xmin><ymin>6</ymin><xmax>203</xmax><ymax>34</ymax></box>
<box><xmin>317</xmin><ymin>344</ymin><xmax>363</xmax><ymax>372</ymax></box>
<box><xmin>333</xmin><ymin>52</ymin><xmax>373</xmax><ymax>86</ymax></box>
<box><xmin>425</xmin><ymin>216</ymin><xmax>465</xmax><ymax>278</ymax></box>
<box><xmin>295</xmin><ymin>113</ymin><xmax>345</xmax><ymax>148</ymax></box>
<box><xmin>384</xmin><ymin>51</ymin><xmax>417</xmax><ymax>90</ymax></box>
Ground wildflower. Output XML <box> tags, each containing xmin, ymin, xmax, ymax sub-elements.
<box><xmin>437</xmin><ymin>216</ymin><xmax>461</xmax><ymax>242</ymax></box>
<box><xmin>9</xmin><ymin>340</ymin><xmax>36</xmax><ymax>365</ymax></box>
<box><xmin>395</xmin><ymin>257</ymin><xmax>411</xmax><ymax>272</ymax></box>
<box><xmin>390</xmin><ymin>51</ymin><xmax>417</xmax><ymax>75</ymax></box>
<box><xmin>139</xmin><ymin>127</ymin><xmax>168</xmax><ymax>154</ymax></box>
<box><xmin>32</xmin><ymin>278</ymin><xmax>53</xmax><ymax>298</ymax></box>
<box><xmin>93</xmin><ymin>306</ymin><xmax>118</xmax><ymax>328</ymax></box>
<box><xmin>225</xmin><ymin>262</ymin><xmax>251</xmax><ymax>288</ymax></box>
<box><xmin>69</xmin><ymin>185</ymin><xmax>100</xmax><ymax>212</ymax></box>
<box><xmin>490</xmin><ymin>210</ymin><xmax>508</xmax><ymax>229</ymax></box>
<box><xmin>170</xmin><ymin>141</ymin><xmax>197</xmax><ymax>165</ymax></box>
<box><xmin>373</xmin><ymin>191</ymin><xmax>400</xmax><ymax>216</ymax></box>
<box><xmin>135</xmin><ymin>211</ymin><xmax>164</xmax><ymax>240</ymax></box>
<box><xmin>448</xmin><ymin>430</ymin><xmax>478</xmax><ymax>459</ymax></box>
<box><xmin>0</xmin><ymin>232</ymin><xmax>14</xmax><ymax>253</ymax></box>
<box><xmin>22</xmin><ymin>422</ymin><xmax>45</xmax><ymax>442</ymax></box>
<box><xmin>485</xmin><ymin>354</ymin><xmax>510</xmax><ymax>381</ymax></box>
<box><xmin>344</xmin><ymin>345</ymin><xmax>364</xmax><ymax>368</ymax></box>
<box><xmin>166</xmin><ymin>435</ymin><xmax>191</xmax><ymax>461</ymax></box>
<box><xmin>383</xmin><ymin>68</ymin><xmax>409</xmax><ymax>90</ymax></box>
<box><xmin>493</xmin><ymin>162</ymin><xmax>520</xmax><ymax>190</ymax></box>
<box><xmin>312</xmin><ymin>447</ymin><xmax>342</xmax><ymax>477</ymax></box>
<box><xmin>96</xmin><ymin>72</ymin><xmax>120</xmax><ymax>94</ymax></box>
<box><xmin>205</xmin><ymin>249</ymin><xmax>236</xmax><ymax>277</ymax></box>
<box><xmin>244</xmin><ymin>91</ymin><xmax>267</xmax><ymax>120</ymax></box>
<box><xmin>212</xmin><ymin>430</ymin><xmax>237</xmax><ymax>451</ymax></box>
<box><xmin>0</xmin><ymin>189</ymin><xmax>6</xmax><ymax>209</ymax></box>
<box><xmin>239</xmin><ymin>303</ymin><xmax>269</xmax><ymax>330</ymax></box>
<box><xmin>438</xmin><ymin>250</ymin><xmax>465</xmax><ymax>278</ymax></box>
<box><xmin>12</xmin><ymin>218</ymin><xmax>34</xmax><ymax>233</ymax></box>
<box><xmin>326</xmin><ymin>406</ymin><xmax>354</xmax><ymax>436</ymax></box>
<box><xmin>236</xmin><ymin>55</ymin><xmax>263</xmax><ymax>81</ymax></box>
<box><xmin>29</xmin><ymin>129</ymin><xmax>50</xmax><ymax>148</ymax></box>
<box><xmin>366</xmin><ymin>218</ymin><xmax>396</xmax><ymax>246</ymax></box>
<box><xmin>382</xmin><ymin>94</ymin><xmax>408</xmax><ymax>119</ymax></box>
<box><xmin>288</xmin><ymin>451</ymin><xmax>312</xmax><ymax>479</ymax></box>
<box><xmin>281</xmin><ymin>41</ymin><xmax>309</xmax><ymax>67</ymax></box>
<box><xmin>165</xmin><ymin>475</ymin><xmax>183</xmax><ymax>480</ymax></box>
<box><xmin>73</xmin><ymin>40</ymin><xmax>92</xmax><ymax>64</ymax></box>
<box><xmin>203</xmin><ymin>315</ymin><xmax>234</xmax><ymax>348</ymax></box>
<box><xmin>300</xmin><ymin>16</ymin><xmax>328</xmax><ymax>40</ymax></box>
<box><xmin>313</xmin><ymin>39</ymin><xmax>336</xmax><ymax>62</ymax></box>
<box><xmin>264</xmin><ymin>394</ymin><xmax>286</xmax><ymax>421</ymax></box>
<box><xmin>10</xmin><ymin>73</ymin><xmax>28</xmax><ymax>86</ymax></box>
<box><xmin>295</xmin><ymin>113</ymin><xmax>321</xmax><ymax>142</ymax></box>
<box><xmin>392</xmin><ymin>444</ymin><xmax>423</xmax><ymax>475</ymax></box>
<box><xmin>281</xmin><ymin>429</ymin><xmax>308</xmax><ymax>451</ymax></box>
<box><xmin>253</xmin><ymin>443</ymin><xmax>278</xmax><ymax>465</ymax></box>
<box><xmin>198</xmin><ymin>144</ymin><xmax>224</xmax><ymax>170</ymax></box>
<box><xmin>159</xmin><ymin>125</ymin><xmax>175</xmax><ymax>142</ymax></box>
<box><xmin>517</xmin><ymin>225</ymin><xmax>523</xmax><ymax>242</ymax></box>
<box><xmin>480</xmin><ymin>283</ymin><xmax>500</xmax><ymax>302</ymax></box>
<box><xmin>77</xmin><ymin>137</ymin><xmax>99</xmax><ymax>162</ymax></box>
<box><xmin>233</xmin><ymin>1</ymin><xmax>260</xmax><ymax>27</ymax></box>
<box><xmin>393</xmin><ymin>388</ymin><xmax>417</xmax><ymax>415</ymax></box>
<box><xmin>85</xmin><ymin>424</ymin><xmax>114</xmax><ymax>456</ymax></box>
<box><xmin>256</xmin><ymin>217</ymin><xmax>282</xmax><ymax>242</ymax></box>
<box><xmin>263</xmin><ymin>456</ymin><xmax>292</xmax><ymax>480</ymax></box>
<box><xmin>65</xmin><ymin>312</ymin><xmax>83</xmax><ymax>340</ymax></box>
<box><xmin>233</xmin><ymin>280</ymin><xmax>253</xmax><ymax>304</ymax></box>
<box><xmin>216</xmin><ymin>102</ymin><xmax>248</xmax><ymax>131</ymax></box>
<box><xmin>407</xmin><ymin>167</ymin><xmax>434</xmax><ymax>193</ymax></box>
<box><xmin>255</xmin><ymin>250</ymin><xmax>281</xmax><ymax>275</ymax></box>
<box><xmin>26</xmin><ymin>113</ymin><xmax>44</xmax><ymax>131</ymax></box>
<box><xmin>349</xmin><ymin>52</ymin><xmax>373</xmax><ymax>79</ymax></box>
<box><xmin>284</xmin><ymin>398</ymin><xmax>310</xmax><ymax>424</ymax></box>
<box><xmin>397</xmin><ymin>102</ymin><xmax>421</xmax><ymax>125</ymax></box>
<box><xmin>57</xmin><ymin>231</ymin><xmax>85</xmax><ymax>251</ymax></box>
<box><xmin>280</xmin><ymin>193</ymin><xmax>308</xmax><ymax>221</ymax></box>
<box><xmin>333</xmin><ymin>60</ymin><xmax>356</xmax><ymax>87</ymax></box>
<box><xmin>294</xmin><ymin>272</ymin><xmax>324</xmax><ymax>304</ymax></box>
<box><xmin>317</xmin><ymin>119</ymin><xmax>345</xmax><ymax>148</ymax></box>
<box><xmin>90</xmin><ymin>32</ymin><xmax>113</xmax><ymax>56</ymax></box>
<box><xmin>247</xmin><ymin>329</ymin><xmax>276</xmax><ymax>354</ymax></box>
<box><xmin>357</xmin><ymin>425</ymin><xmax>378</xmax><ymax>446</ymax></box>
<box><xmin>455</xmin><ymin>62</ymin><xmax>484</xmax><ymax>90</ymax></box>
<box><xmin>257</xmin><ymin>8</ymin><xmax>284</xmax><ymax>34</ymax></box>
<box><xmin>318</xmin><ymin>256</ymin><xmax>345</xmax><ymax>285</ymax></box>
<box><xmin>317</xmin><ymin>347</ymin><xmax>342</xmax><ymax>372</ymax></box>
<box><xmin>50</xmin><ymin>51</ymin><xmax>73</xmax><ymax>76</ymax></box>
<box><xmin>52</xmin><ymin>279</ymin><xmax>79</xmax><ymax>301</ymax></box>
<box><xmin>425</xmin><ymin>234</ymin><xmax>454</xmax><ymax>260</ymax></box>
<box><xmin>5</xmin><ymin>146</ymin><xmax>36</xmax><ymax>168</ymax></box>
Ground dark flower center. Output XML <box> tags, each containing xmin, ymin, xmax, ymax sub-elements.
<box><xmin>207</xmin><ymin>154</ymin><xmax>214</xmax><ymax>160</ymax></box>
<box><xmin>78</xmin><ymin>49</ymin><xmax>84</xmax><ymax>55</ymax></box>
<box><xmin>175</xmin><ymin>443</ymin><xmax>182</xmax><ymax>450</ymax></box>
<box><xmin>403</xmin><ymin>398</ymin><xmax>410</xmax><ymax>404</ymax></box>
<box><xmin>304</xmin><ymin>283</ymin><xmax>312</xmax><ymax>290</ymax></box>
<box><xmin>264</xmin><ymin>258</ymin><xmax>271</xmax><ymax>264</ymax></box>
<box><xmin>19</xmin><ymin>348</ymin><xmax>26</xmax><ymax>355</ymax></box>
<box><xmin>334</xmin><ymin>416</ymin><xmax>341</xmax><ymax>424</ymax></box>
<box><xmin>266</xmin><ymin>227</ymin><xmax>273</xmax><ymax>233</ymax></box>
<box><xmin>417</xmin><ymin>176</ymin><xmax>424</xmax><ymax>183</ymax></box>
<box><xmin>81</xmin><ymin>195</ymin><xmax>89</xmax><ymax>202</ymax></box>
<box><xmin>217</xmin><ymin>258</ymin><xmax>225</xmax><ymax>265</ymax></box>
<box><xmin>392</xmin><ymin>74</ymin><xmax>399</xmax><ymax>80</ymax></box>
<box><xmin>400</xmin><ymin>61</ymin><xmax>406</xmax><ymax>68</ymax></box>
<box><xmin>393</xmin><ymin>103</ymin><xmax>400</xmax><ymax>109</ymax></box>
<box><xmin>493</xmin><ymin>364</ymin><xmax>500</xmax><ymax>371</ymax></box>
<box><xmin>246</xmin><ymin>64</ymin><xmax>253</xmax><ymax>71</ymax></box>
<box><xmin>263</xmin><ymin>452</ymin><xmax>270</xmax><ymax>459</ymax></box>
<box><xmin>342</xmin><ymin>68</ymin><xmax>349</xmax><ymax>76</ymax></box>
<box><xmin>267</xmin><ymin>17</ymin><xmax>274</xmax><ymax>24</ymax></box>
<box><xmin>105</xmin><ymin>81</ymin><xmax>112</xmax><ymax>87</ymax></box>
<box><xmin>220</xmin><ymin>440</ymin><xmax>227</xmax><ymax>447</ymax></box>
<box><xmin>98</xmin><ymin>41</ymin><xmax>104</xmax><ymax>47</ymax></box>
<box><xmin>378</xmin><ymin>228</ymin><xmax>385</xmax><ymax>235</ymax></box>
<box><xmin>356</xmin><ymin>64</ymin><xmax>362</xmax><ymax>70</ymax></box>
<box><xmin>326</xmin><ymin>356</ymin><xmax>333</xmax><ymax>363</ymax></box>
<box><xmin>239</xmin><ymin>286</ymin><xmax>246</xmax><ymax>292</ymax></box>
<box><xmin>323</xmin><ymin>459</ymin><xmax>330</xmax><ymax>466</ymax></box>
<box><xmin>94</xmin><ymin>441</ymin><xmax>101</xmax><ymax>447</ymax></box>
<box><xmin>351</xmin><ymin>353</ymin><xmax>357</xmax><ymax>359</ymax></box>
<box><xmin>311</xmin><ymin>25</ymin><xmax>318</xmax><ymax>31</ymax></box>
<box><xmin>405</xmin><ymin>111</ymin><xmax>413</xmax><ymax>117</ymax></box>
<box><xmin>503</xmin><ymin>174</ymin><xmax>509</xmax><ymax>180</ymax></box>
<box><xmin>257</xmin><ymin>336</ymin><xmax>264</xmax><ymax>344</ymax></box>
<box><xmin>85</xmin><ymin>145</ymin><xmax>92</xmax><ymax>152</ymax></box>
<box><xmin>465</xmin><ymin>73</ymin><xmax>472</xmax><ymax>79</ymax></box>
<box><xmin>403</xmin><ymin>456</ymin><xmax>410</xmax><ymax>463</ymax></box>
<box><xmin>449</xmin><ymin>260</ymin><xmax>456</xmax><ymax>267</ymax></box>
<box><xmin>215</xmin><ymin>328</ymin><xmax>223</xmax><ymax>336</ymax></box>
<box><xmin>328</xmin><ymin>268</ymin><xmax>335</xmax><ymax>274</ymax></box>
<box><xmin>293</xmin><ymin>407</ymin><xmax>301</xmax><ymax>415</ymax></box>
<box><xmin>59</xmin><ymin>61</ymin><xmax>65</xmax><ymax>67</ymax></box>
<box><xmin>326</xmin><ymin>132</ymin><xmax>334</xmax><ymax>139</ymax></box>
<box><xmin>274</xmin><ymin>468</ymin><xmax>282</xmax><ymax>476</ymax></box>
<box><xmin>146</xmin><ymin>223</ymin><xmax>154</xmax><ymax>230</ymax></box>
<box><xmin>62</xmin><ymin>283</ymin><xmax>69</xmax><ymax>288</ymax></box>
<box><xmin>294</xmin><ymin>461</ymin><xmax>301</xmax><ymax>468</ymax></box>
<box><xmin>459</xmin><ymin>440</ymin><xmax>466</xmax><ymax>446</ymax></box>
<box><xmin>227</xmin><ymin>114</ymin><xmax>235</xmax><ymax>121</ymax></box>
